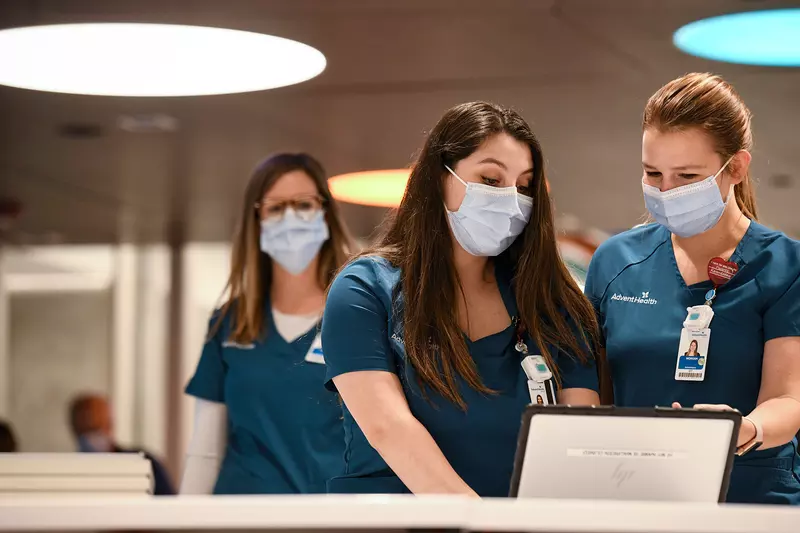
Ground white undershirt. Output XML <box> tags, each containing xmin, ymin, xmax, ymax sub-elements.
<box><xmin>179</xmin><ymin>310</ymin><xmax>321</xmax><ymax>495</ymax></box>
<box><xmin>272</xmin><ymin>308</ymin><xmax>321</xmax><ymax>342</ymax></box>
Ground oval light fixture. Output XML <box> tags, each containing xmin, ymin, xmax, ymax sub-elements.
<box><xmin>329</xmin><ymin>169</ymin><xmax>552</xmax><ymax>207</ymax></box>
<box><xmin>0</xmin><ymin>23</ymin><xmax>326</xmax><ymax>96</ymax></box>
<box><xmin>674</xmin><ymin>9</ymin><xmax>800</xmax><ymax>66</ymax></box>
<box><xmin>328</xmin><ymin>169</ymin><xmax>411</xmax><ymax>208</ymax></box>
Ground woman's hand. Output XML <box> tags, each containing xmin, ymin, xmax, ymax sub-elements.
<box><xmin>671</xmin><ymin>402</ymin><xmax>756</xmax><ymax>446</ymax></box>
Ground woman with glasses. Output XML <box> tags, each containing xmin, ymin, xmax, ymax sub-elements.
<box><xmin>321</xmin><ymin>102</ymin><xmax>602</xmax><ymax>496</ymax></box>
<box><xmin>180</xmin><ymin>153</ymin><xmax>355</xmax><ymax>494</ymax></box>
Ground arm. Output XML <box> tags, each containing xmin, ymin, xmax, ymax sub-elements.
<box><xmin>322</xmin><ymin>259</ymin><xmax>477</xmax><ymax>497</ymax></box>
<box><xmin>744</xmin><ymin>269</ymin><xmax>800</xmax><ymax>449</ymax></box>
<box><xmin>686</xmin><ymin>270</ymin><xmax>800</xmax><ymax>448</ymax></box>
<box><xmin>181</xmin><ymin>313</ymin><xmax>228</xmax><ymax>494</ymax></box>
<box><xmin>179</xmin><ymin>399</ymin><xmax>228</xmax><ymax>494</ymax></box>
<box><xmin>333</xmin><ymin>371</ymin><xmax>477</xmax><ymax>497</ymax></box>
<box><xmin>583</xmin><ymin>253</ymin><xmax>614</xmax><ymax>405</ymax></box>
<box><xmin>740</xmin><ymin>337</ymin><xmax>800</xmax><ymax>449</ymax></box>
<box><xmin>559</xmin><ymin>388</ymin><xmax>600</xmax><ymax>405</ymax></box>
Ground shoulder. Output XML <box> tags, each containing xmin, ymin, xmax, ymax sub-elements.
<box><xmin>587</xmin><ymin>224</ymin><xmax>669</xmax><ymax>289</ymax></box>
<box><xmin>745</xmin><ymin>222</ymin><xmax>800</xmax><ymax>285</ymax></box>
<box><xmin>204</xmin><ymin>304</ymin><xmax>235</xmax><ymax>341</ymax></box>
<box><xmin>747</xmin><ymin>221</ymin><xmax>800</xmax><ymax>261</ymax></box>
<box><xmin>331</xmin><ymin>255</ymin><xmax>401</xmax><ymax>299</ymax></box>
<box><xmin>593</xmin><ymin>223</ymin><xmax>670</xmax><ymax>264</ymax></box>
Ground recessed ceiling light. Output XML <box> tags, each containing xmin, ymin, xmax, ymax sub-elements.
<box><xmin>0</xmin><ymin>23</ymin><xmax>326</xmax><ymax>97</ymax></box>
<box><xmin>674</xmin><ymin>9</ymin><xmax>800</xmax><ymax>66</ymax></box>
<box><xmin>328</xmin><ymin>169</ymin><xmax>411</xmax><ymax>208</ymax></box>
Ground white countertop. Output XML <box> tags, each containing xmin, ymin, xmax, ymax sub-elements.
<box><xmin>1</xmin><ymin>495</ymin><xmax>799</xmax><ymax>532</ymax></box>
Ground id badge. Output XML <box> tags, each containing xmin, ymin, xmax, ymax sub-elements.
<box><xmin>304</xmin><ymin>334</ymin><xmax>325</xmax><ymax>364</ymax></box>
<box><xmin>674</xmin><ymin>328</ymin><xmax>710</xmax><ymax>381</ymax></box>
<box><xmin>527</xmin><ymin>379</ymin><xmax>556</xmax><ymax>405</ymax></box>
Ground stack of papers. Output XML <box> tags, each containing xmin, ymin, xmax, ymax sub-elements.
<box><xmin>0</xmin><ymin>453</ymin><xmax>154</xmax><ymax>496</ymax></box>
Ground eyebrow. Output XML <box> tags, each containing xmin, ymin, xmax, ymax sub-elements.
<box><xmin>478</xmin><ymin>158</ymin><xmax>507</xmax><ymax>169</ymax></box>
<box><xmin>478</xmin><ymin>158</ymin><xmax>534</xmax><ymax>175</ymax></box>
<box><xmin>642</xmin><ymin>162</ymin><xmax>704</xmax><ymax>171</ymax></box>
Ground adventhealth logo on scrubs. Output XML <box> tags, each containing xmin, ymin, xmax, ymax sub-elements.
<box><xmin>610</xmin><ymin>291</ymin><xmax>658</xmax><ymax>305</ymax></box>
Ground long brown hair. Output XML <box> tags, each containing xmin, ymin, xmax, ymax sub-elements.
<box><xmin>217</xmin><ymin>153</ymin><xmax>354</xmax><ymax>344</ymax></box>
<box><xmin>643</xmin><ymin>72</ymin><xmax>758</xmax><ymax>220</ymax></box>
<box><xmin>360</xmin><ymin>102</ymin><xmax>601</xmax><ymax>408</ymax></box>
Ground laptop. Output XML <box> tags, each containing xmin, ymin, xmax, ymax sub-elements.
<box><xmin>509</xmin><ymin>405</ymin><xmax>739</xmax><ymax>503</ymax></box>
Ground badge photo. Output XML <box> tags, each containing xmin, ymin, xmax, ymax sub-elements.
<box><xmin>304</xmin><ymin>334</ymin><xmax>325</xmax><ymax>364</ymax></box>
<box><xmin>675</xmin><ymin>328</ymin><xmax>711</xmax><ymax>382</ymax></box>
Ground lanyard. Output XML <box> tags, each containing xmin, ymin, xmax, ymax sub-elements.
<box><xmin>514</xmin><ymin>317</ymin><xmax>557</xmax><ymax>405</ymax></box>
<box><xmin>513</xmin><ymin>317</ymin><xmax>529</xmax><ymax>355</ymax></box>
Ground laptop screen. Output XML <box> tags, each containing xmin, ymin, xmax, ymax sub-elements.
<box><xmin>511</xmin><ymin>408</ymin><xmax>737</xmax><ymax>503</ymax></box>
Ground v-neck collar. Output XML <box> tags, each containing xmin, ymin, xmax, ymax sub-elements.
<box><xmin>462</xmin><ymin>261</ymin><xmax>517</xmax><ymax>347</ymax></box>
<box><xmin>665</xmin><ymin>220</ymin><xmax>756</xmax><ymax>291</ymax></box>
<box><xmin>265</xmin><ymin>300</ymin><xmax>319</xmax><ymax>349</ymax></box>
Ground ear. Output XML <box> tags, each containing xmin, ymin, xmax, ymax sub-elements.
<box><xmin>728</xmin><ymin>150</ymin><xmax>752</xmax><ymax>185</ymax></box>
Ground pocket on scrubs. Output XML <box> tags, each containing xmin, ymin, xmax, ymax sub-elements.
<box><xmin>327</xmin><ymin>473</ymin><xmax>410</xmax><ymax>494</ymax></box>
<box><xmin>727</xmin><ymin>459</ymin><xmax>800</xmax><ymax>505</ymax></box>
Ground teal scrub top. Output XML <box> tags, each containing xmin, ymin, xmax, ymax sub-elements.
<box><xmin>585</xmin><ymin>221</ymin><xmax>800</xmax><ymax>505</ymax></box>
<box><xmin>185</xmin><ymin>300</ymin><xmax>344</xmax><ymax>494</ymax></box>
<box><xmin>321</xmin><ymin>256</ymin><xmax>599</xmax><ymax>497</ymax></box>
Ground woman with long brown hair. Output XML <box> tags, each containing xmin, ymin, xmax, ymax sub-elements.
<box><xmin>180</xmin><ymin>153</ymin><xmax>354</xmax><ymax>494</ymax></box>
<box><xmin>585</xmin><ymin>73</ymin><xmax>800</xmax><ymax>504</ymax></box>
<box><xmin>321</xmin><ymin>102</ymin><xmax>601</xmax><ymax>496</ymax></box>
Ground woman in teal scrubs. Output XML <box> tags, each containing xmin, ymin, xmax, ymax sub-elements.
<box><xmin>321</xmin><ymin>102</ymin><xmax>602</xmax><ymax>497</ymax></box>
<box><xmin>585</xmin><ymin>73</ymin><xmax>800</xmax><ymax>504</ymax></box>
<box><xmin>181</xmin><ymin>153</ymin><xmax>354</xmax><ymax>494</ymax></box>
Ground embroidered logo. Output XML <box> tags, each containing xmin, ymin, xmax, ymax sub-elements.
<box><xmin>610</xmin><ymin>291</ymin><xmax>658</xmax><ymax>305</ymax></box>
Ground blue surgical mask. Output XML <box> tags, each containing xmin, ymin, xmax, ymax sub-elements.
<box><xmin>642</xmin><ymin>158</ymin><xmax>733</xmax><ymax>238</ymax></box>
<box><xmin>444</xmin><ymin>165</ymin><xmax>533</xmax><ymax>257</ymax></box>
<box><xmin>78</xmin><ymin>431</ymin><xmax>113</xmax><ymax>453</ymax></box>
<box><xmin>260</xmin><ymin>209</ymin><xmax>329</xmax><ymax>274</ymax></box>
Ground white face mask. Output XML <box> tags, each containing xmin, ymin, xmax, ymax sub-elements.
<box><xmin>260</xmin><ymin>209</ymin><xmax>330</xmax><ymax>274</ymax></box>
<box><xmin>444</xmin><ymin>165</ymin><xmax>533</xmax><ymax>257</ymax></box>
<box><xmin>642</xmin><ymin>158</ymin><xmax>733</xmax><ymax>238</ymax></box>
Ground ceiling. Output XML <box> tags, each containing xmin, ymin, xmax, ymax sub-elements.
<box><xmin>1</xmin><ymin>0</ymin><xmax>799</xmax><ymax>244</ymax></box>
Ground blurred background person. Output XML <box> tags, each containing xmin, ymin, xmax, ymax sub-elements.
<box><xmin>0</xmin><ymin>420</ymin><xmax>18</xmax><ymax>452</ymax></box>
<box><xmin>180</xmin><ymin>153</ymin><xmax>354</xmax><ymax>495</ymax></box>
<box><xmin>69</xmin><ymin>393</ymin><xmax>175</xmax><ymax>495</ymax></box>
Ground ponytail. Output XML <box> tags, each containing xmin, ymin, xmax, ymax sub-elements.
<box><xmin>734</xmin><ymin>172</ymin><xmax>758</xmax><ymax>221</ymax></box>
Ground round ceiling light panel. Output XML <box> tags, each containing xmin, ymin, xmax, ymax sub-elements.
<box><xmin>674</xmin><ymin>9</ymin><xmax>800</xmax><ymax>66</ymax></box>
<box><xmin>0</xmin><ymin>23</ymin><xmax>327</xmax><ymax>96</ymax></box>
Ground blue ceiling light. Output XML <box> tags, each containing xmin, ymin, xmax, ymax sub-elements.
<box><xmin>674</xmin><ymin>9</ymin><xmax>800</xmax><ymax>67</ymax></box>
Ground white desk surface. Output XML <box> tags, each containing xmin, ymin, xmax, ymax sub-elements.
<box><xmin>1</xmin><ymin>495</ymin><xmax>799</xmax><ymax>532</ymax></box>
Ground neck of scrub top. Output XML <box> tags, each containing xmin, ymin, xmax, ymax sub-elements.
<box><xmin>451</xmin><ymin>236</ymin><xmax>495</xmax><ymax>286</ymax></box>
<box><xmin>270</xmin><ymin>253</ymin><xmax>325</xmax><ymax>312</ymax></box>
<box><xmin>671</xmin><ymin>197</ymin><xmax>750</xmax><ymax>263</ymax></box>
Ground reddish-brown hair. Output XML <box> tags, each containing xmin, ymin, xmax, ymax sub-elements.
<box><xmin>643</xmin><ymin>72</ymin><xmax>758</xmax><ymax>220</ymax></box>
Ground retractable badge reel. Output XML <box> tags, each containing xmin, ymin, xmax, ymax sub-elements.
<box><xmin>515</xmin><ymin>320</ymin><xmax>557</xmax><ymax>405</ymax></box>
<box><xmin>675</xmin><ymin>257</ymin><xmax>738</xmax><ymax>382</ymax></box>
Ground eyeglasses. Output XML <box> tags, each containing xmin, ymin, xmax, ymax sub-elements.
<box><xmin>255</xmin><ymin>195</ymin><xmax>326</xmax><ymax>222</ymax></box>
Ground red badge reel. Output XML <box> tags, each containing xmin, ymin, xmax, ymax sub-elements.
<box><xmin>708</xmin><ymin>257</ymin><xmax>738</xmax><ymax>286</ymax></box>
<box><xmin>705</xmin><ymin>257</ymin><xmax>738</xmax><ymax>305</ymax></box>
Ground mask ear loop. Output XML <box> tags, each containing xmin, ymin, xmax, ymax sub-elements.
<box><xmin>715</xmin><ymin>156</ymin><xmax>736</xmax><ymax>203</ymax></box>
<box><xmin>444</xmin><ymin>164</ymin><xmax>468</xmax><ymax>188</ymax></box>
